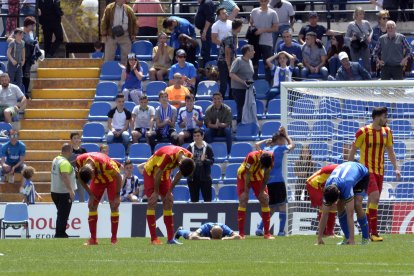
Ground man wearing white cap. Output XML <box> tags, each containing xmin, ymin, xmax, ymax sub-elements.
<box><xmin>332</xmin><ymin>51</ymin><xmax>371</xmax><ymax>81</ymax></box>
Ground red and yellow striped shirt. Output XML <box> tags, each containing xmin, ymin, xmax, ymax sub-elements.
<box><xmin>144</xmin><ymin>145</ymin><xmax>193</xmax><ymax>181</ymax></box>
<box><xmin>306</xmin><ymin>164</ymin><xmax>338</xmax><ymax>206</ymax></box>
<box><xmin>76</xmin><ymin>152</ymin><xmax>120</xmax><ymax>184</ymax></box>
<box><xmin>237</xmin><ymin>151</ymin><xmax>274</xmax><ymax>182</ymax></box>
<box><xmin>353</xmin><ymin>124</ymin><xmax>393</xmax><ymax>176</ymax></box>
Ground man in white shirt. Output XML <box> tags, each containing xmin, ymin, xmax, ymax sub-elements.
<box><xmin>212</xmin><ymin>8</ymin><xmax>232</xmax><ymax>46</ymax></box>
<box><xmin>131</xmin><ymin>94</ymin><xmax>155</xmax><ymax>144</ymax></box>
<box><xmin>107</xmin><ymin>93</ymin><xmax>132</xmax><ymax>149</ymax></box>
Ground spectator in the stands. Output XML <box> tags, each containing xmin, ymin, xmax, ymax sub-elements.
<box><xmin>265</xmin><ymin>51</ymin><xmax>295</xmax><ymax>102</ymax></box>
<box><xmin>149</xmin><ymin>32</ymin><xmax>174</xmax><ymax>81</ymax></box>
<box><xmin>133</xmin><ymin>0</ymin><xmax>165</xmax><ymax>46</ymax></box>
<box><xmin>38</xmin><ymin>0</ymin><xmax>64</xmax><ymax>58</ymax></box>
<box><xmin>91</xmin><ymin>41</ymin><xmax>104</xmax><ymax>59</ymax></box>
<box><xmin>19</xmin><ymin>0</ymin><xmax>36</xmax><ymax>27</ymax></box>
<box><xmin>121</xmin><ymin>53</ymin><xmax>143</xmax><ymax>105</ymax></box>
<box><xmin>107</xmin><ymin>93</ymin><xmax>132</xmax><ymax>150</ymax></box>
<box><xmin>211</xmin><ymin>8</ymin><xmax>232</xmax><ymax>48</ymax></box>
<box><xmin>131</xmin><ymin>94</ymin><xmax>155</xmax><ymax>144</ymax></box>
<box><xmin>69</xmin><ymin>132</ymin><xmax>87</xmax><ymax>202</ymax></box>
<box><xmin>0</xmin><ymin>0</ymin><xmax>8</xmax><ymax>37</ymax></box>
<box><xmin>373</xmin><ymin>20</ymin><xmax>411</xmax><ymax>80</ymax></box>
<box><xmin>298</xmin><ymin>11</ymin><xmax>336</xmax><ymax>45</ymax></box>
<box><xmin>370</xmin><ymin>10</ymin><xmax>389</xmax><ymax>75</ymax></box>
<box><xmin>229</xmin><ymin>44</ymin><xmax>255</xmax><ymax>124</ymax></box>
<box><xmin>194</xmin><ymin>0</ymin><xmax>215</xmax><ymax>66</ymax></box>
<box><xmin>0</xmin><ymin>72</ymin><xmax>27</xmax><ymax>123</ymax></box>
<box><xmin>345</xmin><ymin>7</ymin><xmax>373</xmax><ymax>72</ymax></box>
<box><xmin>7</xmin><ymin>28</ymin><xmax>25</xmax><ymax>91</ymax></box>
<box><xmin>326</xmin><ymin>34</ymin><xmax>351</xmax><ymax>76</ymax></box>
<box><xmin>174</xmin><ymin>33</ymin><xmax>198</xmax><ymax>66</ymax></box>
<box><xmin>204</xmin><ymin>92</ymin><xmax>232</xmax><ymax>154</ymax></box>
<box><xmin>163</xmin><ymin>16</ymin><xmax>196</xmax><ymax>49</ymax></box>
<box><xmin>168</xmin><ymin>49</ymin><xmax>197</xmax><ymax>93</ymax></box>
<box><xmin>0</xmin><ymin>129</ymin><xmax>26</xmax><ymax>185</ymax></box>
<box><xmin>148</xmin><ymin>90</ymin><xmax>179</xmax><ymax>149</ymax></box>
<box><xmin>177</xmin><ymin>94</ymin><xmax>203</xmax><ymax>145</ymax></box>
<box><xmin>120</xmin><ymin>159</ymin><xmax>141</xmax><ymax>202</ymax></box>
<box><xmin>269</xmin><ymin>0</ymin><xmax>295</xmax><ymax>49</ymax></box>
<box><xmin>22</xmin><ymin>17</ymin><xmax>37</xmax><ymax>98</ymax></box>
<box><xmin>300</xmin><ymin>32</ymin><xmax>328</xmax><ymax>80</ymax></box>
<box><xmin>250</xmin><ymin>0</ymin><xmax>279</xmax><ymax>83</ymax></box>
<box><xmin>217</xmin><ymin>18</ymin><xmax>243</xmax><ymax>99</ymax></box>
<box><xmin>332</xmin><ymin>51</ymin><xmax>372</xmax><ymax>81</ymax></box>
<box><xmin>6</xmin><ymin>0</ymin><xmax>19</xmax><ymax>38</ymax></box>
<box><xmin>277</xmin><ymin>29</ymin><xmax>302</xmax><ymax>77</ymax></box>
<box><xmin>101</xmin><ymin>0</ymin><xmax>137</xmax><ymax>65</ymax></box>
<box><xmin>217</xmin><ymin>0</ymin><xmax>240</xmax><ymax>20</ymax></box>
<box><xmin>165</xmin><ymin>72</ymin><xmax>190</xmax><ymax>109</ymax></box>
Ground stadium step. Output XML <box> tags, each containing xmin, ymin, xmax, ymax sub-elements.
<box><xmin>26</xmin><ymin>161</ymin><xmax>53</xmax><ymax>172</ymax></box>
<box><xmin>27</xmin><ymin>99</ymin><xmax>92</xmax><ymax>109</ymax></box>
<box><xmin>26</xmin><ymin>150</ymin><xmax>61</xmax><ymax>161</ymax></box>
<box><xmin>19</xmin><ymin>130</ymin><xmax>81</xmax><ymax>140</ymax></box>
<box><xmin>24</xmin><ymin>109</ymin><xmax>89</xmax><ymax>119</ymax></box>
<box><xmin>22</xmin><ymin>140</ymin><xmax>70</xmax><ymax>150</ymax></box>
<box><xmin>37</xmin><ymin>68</ymin><xmax>100</xmax><ymax>78</ymax></box>
<box><xmin>0</xmin><ymin>193</ymin><xmax>24</xmax><ymax>202</ymax></box>
<box><xmin>31</xmin><ymin>88</ymin><xmax>96</xmax><ymax>99</ymax></box>
<box><xmin>38</xmin><ymin>58</ymin><xmax>103</xmax><ymax>68</ymax></box>
<box><xmin>32</xmin><ymin>79</ymin><xmax>99</xmax><ymax>89</ymax></box>
<box><xmin>20</xmin><ymin>119</ymin><xmax>87</xmax><ymax>130</ymax></box>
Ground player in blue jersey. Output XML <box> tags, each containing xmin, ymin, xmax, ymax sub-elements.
<box><xmin>254</xmin><ymin>127</ymin><xmax>295</xmax><ymax>236</ymax></box>
<box><xmin>174</xmin><ymin>222</ymin><xmax>241</xmax><ymax>240</ymax></box>
<box><xmin>317</xmin><ymin>161</ymin><xmax>370</xmax><ymax>245</ymax></box>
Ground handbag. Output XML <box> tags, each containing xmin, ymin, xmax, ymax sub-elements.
<box><xmin>112</xmin><ymin>6</ymin><xmax>125</xmax><ymax>37</ymax></box>
<box><xmin>350</xmin><ymin>23</ymin><xmax>367</xmax><ymax>51</ymax></box>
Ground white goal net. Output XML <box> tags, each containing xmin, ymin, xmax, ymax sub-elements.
<box><xmin>281</xmin><ymin>80</ymin><xmax>414</xmax><ymax>235</ymax></box>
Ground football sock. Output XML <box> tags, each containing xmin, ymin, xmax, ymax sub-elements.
<box><xmin>368</xmin><ymin>203</ymin><xmax>379</xmax><ymax>235</ymax></box>
<box><xmin>163</xmin><ymin>209</ymin><xmax>174</xmax><ymax>241</ymax></box>
<box><xmin>357</xmin><ymin>215</ymin><xmax>369</xmax><ymax>239</ymax></box>
<box><xmin>238</xmin><ymin>206</ymin><xmax>246</xmax><ymax>237</ymax></box>
<box><xmin>279</xmin><ymin>211</ymin><xmax>287</xmax><ymax>234</ymax></box>
<box><xmin>88</xmin><ymin>211</ymin><xmax>98</xmax><ymax>240</ymax></box>
<box><xmin>110</xmin><ymin>212</ymin><xmax>119</xmax><ymax>239</ymax></box>
<box><xmin>338</xmin><ymin>211</ymin><xmax>349</xmax><ymax>240</ymax></box>
<box><xmin>257</xmin><ymin>220</ymin><xmax>264</xmax><ymax>231</ymax></box>
<box><xmin>146</xmin><ymin>209</ymin><xmax>157</xmax><ymax>241</ymax></box>
<box><xmin>262</xmin><ymin>207</ymin><xmax>271</xmax><ymax>235</ymax></box>
<box><xmin>178</xmin><ymin>229</ymin><xmax>190</xmax><ymax>239</ymax></box>
<box><xmin>326</xmin><ymin>211</ymin><xmax>336</xmax><ymax>236</ymax></box>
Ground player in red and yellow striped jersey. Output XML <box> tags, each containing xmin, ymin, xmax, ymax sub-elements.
<box><xmin>348</xmin><ymin>106</ymin><xmax>401</xmax><ymax>241</ymax></box>
<box><xmin>306</xmin><ymin>164</ymin><xmax>339</xmax><ymax>237</ymax></box>
<box><xmin>76</xmin><ymin>152</ymin><xmax>123</xmax><ymax>245</ymax></box>
<box><xmin>237</xmin><ymin>151</ymin><xmax>274</xmax><ymax>239</ymax></box>
<box><xmin>143</xmin><ymin>145</ymin><xmax>195</xmax><ymax>245</ymax></box>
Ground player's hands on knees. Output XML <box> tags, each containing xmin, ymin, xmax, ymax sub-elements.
<box><xmin>88</xmin><ymin>194</ymin><xmax>96</xmax><ymax>209</ymax></box>
<box><xmin>164</xmin><ymin>192</ymin><xmax>173</xmax><ymax>206</ymax></box>
<box><xmin>239</xmin><ymin>191</ymin><xmax>248</xmax><ymax>203</ymax></box>
<box><xmin>258</xmin><ymin>191</ymin><xmax>269</xmax><ymax>203</ymax></box>
<box><xmin>315</xmin><ymin>238</ymin><xmax>325</xmax><ymax>245</ymax></box>
<box><xmin>148</xmin><ymin>192</ymin><xmax>159</xmax><ymax>206</ymax></box>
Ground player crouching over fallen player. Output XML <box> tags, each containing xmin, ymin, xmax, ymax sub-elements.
<box><xmin>174</xmin><ymin>222</ymin><xmax>241</xmax><ymax>240</ymax></box>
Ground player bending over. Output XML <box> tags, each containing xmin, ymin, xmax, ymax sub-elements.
<box><xmin>175</xmin><ymin>222</ymin><xmax>241</xmax><ymax>240</ymax></box>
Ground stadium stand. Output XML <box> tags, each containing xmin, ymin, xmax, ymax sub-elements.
<box><xmin>99</xmin><ymin>61</ymin><xmax>122</xmax><ymax>81</ymax></box>
<box><xmin>94</xmin><ymin>81</ymin><xmax>118</xmax><ymax>102</ymax></box>
<box><xmin>108</xmin><ymin>143</ymin><xmax>126</xmax><ymax>163</ymax></box>
<box><xmin>196</xmin><ymin>81</ymin><xmax>219</xmax><ymax>100</ymax></box>
<box><xmin>88</xmin><ymin>102</ymin><xmax>112</xmax><ymax>121</ymax></box>
<box><xmin>128</xmin><ymin>143</ymin><xmax>152</xmax><ymax>164</ymax></box>
<box><xmin>173</xmin><ymin>186</ymin><xmax>190</xmax><ymax>202</ymax></box>
<box><xmin>131</xmin><ymin>40</ymin><xmax>153</xmax><ymax>61</ymax></box>
<box><xmin>217</xmin><ymin>185</ymin><xmax>238</xmax><ymax>201</ymax></box>
<box><xmin>81</xmin><ymin>143</ymin><xmax>100</xmax><ymax>153</ymax></box>
<box><xmin>146</xmin><ymin>81</ymin><xmax>167</xmax><ymax>101</ymax></box>
<box><xmin>228</xmin><ymin>142</ymin><xmax>253</xmax><ymax>162</ymax></box>
<box><xmin>210</xmin><ymin>142</ymin><xmax>228</xmax><ymax>163</ymax></box>
<box><xmin>81</xmin><ymin>123</ymin><xmax>106</xmax><ymax>143</ymax></box>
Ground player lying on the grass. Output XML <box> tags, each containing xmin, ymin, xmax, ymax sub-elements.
<box><xmin>237</xmin><ymin>150</ymin><xmax>275</xmax><ymax>239</ymax></box>
<box><xmin>317</xmin><ymin>161</ymin><xmax>370</xmax><ymax>245</ymax></box>
<box><xmin>143</xmin><ymin>145</ymin><xmax>195</xmax><ymax>245</ymax></box>
<box><xmin>306</xmin><ymin>164</ymin><xmax>339</xmax><ymax>237</ymax></box>
<box><xmin>254</xmin><ymin>127</ymin><xmax>295</xmax><ymax>237</ymax></box>
<box><xmin>76</xmin><ymin>152</ymin><xmax>123</xmax><ymax>245</ymax></box>
<box><xmin>174</xmin><ymin>222</ymin><xmax>242</xmax><ymax>240</ymax></box>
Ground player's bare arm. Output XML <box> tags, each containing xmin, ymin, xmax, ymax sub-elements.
<box><xmin>316</xmin><ymin>204</ymin><xmax>332</xmax><ymax>245</ymax></box>
<box><xmin>347</xmin><ymin>144</ymin><xmax>357</xmax><ymax>161</ymax></box>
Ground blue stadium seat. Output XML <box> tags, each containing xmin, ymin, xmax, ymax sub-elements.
<box><xmin>287</xmin><ymin>121</ymin><xmax>310</xmax><ymax>141</ymax></box>
<box><xmin>173</xmin><ymin>186</ymin><xmax>190</xmax><ymax>202</ymax></box>
<box><xmin>139</xmin><ymin>61</ymin><xmax>149</xmax><ymax>80</ymax></box>
<box><xmin>91</xmin><ymin>51</ymin><xmax>104</xmax><ymax>59</ymax></box>
<box><xmin>133</xmin><ymin>165</ymin><xmax>144</xmax><ymax>181</ymax></box>
<box><xmin>330</xmin><ymin>141</ymin><xmax>344</xmax><ymax>163</ymax></box>
<box><xmin>394</xmin><ymin>183</ymin><xmax>414</xmax><ymax>200</ymax></box>
<box><xmin>389</xmin><ymin>119</ymin><xmax>412</xmax><ymax>139</ymax></box>
<box><xmin>108</xmin><ymin>143</ymin><xmax>126</xmax><ymax>163</ymax></box>
<box><xmin>205</xmin><ymin>60</ymin><xmax>218</xmax><ymax>67</ymax></box>
<box><xmin>292</xmin><ymin>98</ymin><xmax>316</xmax><ymax>119</ymax></box>
<box><xmin>289</xmin><ymin>143</ymin><xmax>302</xmax><ymax>160</ymax></box>
<box><xmin>401</xmin><ymin>160</ymin><xmax>414</xmax><ymax>182</ymax></box>
<box><xmin>223</xmin><ymin>100</ymin><xmax>237</xmax><ymax>119</ymax></box>
<box><xmin>196</xmin><ymin>81</ymin><xmax>219</xmax><ymax>100</ymax></box>
<box><xmin>223</xmin><ymin>163</ymin><xmax>239</xmax><ymax>185</ymax></box>
<box><xmin>81</xmin><ymin>123</ymin><xmax>105</xmax><ymax>143</ymax></box>
<box><xmin>131</xmin><ymin>40</ymin><xmax>153</xmax><ymax>61</ymax></box>
<box><xmin>393</xmin><ymin>103</ymin><xmax>414</xmax><ymax>119</ymax></box>
<box><xmin>0</xmin><ymin>122</ymin><xmax>13</xmax><ymax>143</ymax></box>
<box><xmin>342</xmin><ymin>99</ymin><xmax>367</xmax><ymax>119</ymax></box>
<box><xmin>228</xmin><ymin>142</ymin><xmax>253</xmax><ymax>162</ymax></box>
<box><xmin>311</xmin><ymin>121</ymin><xmax>334</xmax><ymax>141</ymax></box>
<box><xmin>260</xmin><ymin>121</ymin><xmax>281</xmax><ymax>139</ymax></box>
<box><xmin>94</xmin><ymin>81</ymin><xmax>118</xmax><ymax>102</ymax></box>
<box><xmin>129</xmin><ymin>143</ymin><xmax>152</xmax><ymax>164</ymax></box>
<box><xmin>210</xmin><ymin>142</ymin><xmax>227</xmax><ymax>163</ymax></box>
<box><xmin>334</xmin><ymin>120</ymin><xmax>360</xmax><ymax>141</ymax></box>
<box><xmin>154</xmin><ymin>142</ymin><xmax>171</xmax><ymax>152</ymax></box>
<box><xmin>309</xmin><ymin>143</ymin><xmax>329</xmax><ymax>162</ymax></box>
<box><xmin>195</xmin><ymin>100</ymin><xmax>212</xmax><ymax>113</ymax></box>
<box><xmin>211</xmin><ymin>164</ymin><xmax>222</xmax><ymax>184</ymax></box>
<box><xmin>124</xmin><ymin>101</ymin><xmax>135</xmax><ymax>112</ymax></box>
<box><xmin>146</xmin><ymin>81</ymin><xmax>167</xmax><ymax>101</ymax></box>
<box><xmin>257</xmin><ymin>59</ymin><xmax>265</xmax><ymax>79</ymax></box>
<box><xmin>148</xmin><ymin>101</ymin><xmax>161</xmax><ymax>110</ymax></box>
<box><xmin>0</xmin><ymin>41</ymin><xmax>8</xmax><ymax>61</ymax></box>
<box><xmin>256</xmin><ymin>100</ymin><xmax>265</xmax><ymax>119</ymax></box>
<box><xmin>199</xmin><ymin>186</ymin><xmax>216</xmax><ymax>202</ymax></box>
<box><xmin>81</xmin><ymin>143</ymin><xmax>100</xmax><ymax>153</ymax></box>
<box><xmin>217</xmin><ymin>185</ymin><xmax>238</xmax><ymax>201</ymax></box>
<box><xmin>88</xmin><ymin>102</ymin><xmax>111</xmax><ymax>121</ymax></box>
<box><xmin>383</xmin><ymin>162</ymin><xmax>396</xmax><ymax>182</ymax></box>
<box><xmin>236</xmin><ymin>39</ymin><xmax>248</xmax><ymax>56</ymax></box>
<box><xmin>389</xmin><ymin>140</ymin><xmax>407</xmax><ymax>161</ymax></box>
<box><xmin>100</xmin><ymin>61</ymin><xmax>122</xmax><ymax>81</ymax></box>
<box><xmin>287</xmin><ymin>162</ymin><xmax>297</xmax><ymax>182</ymax></box>
<box><xmin>235</xmin><ymin>123</ymin><xmax>259</xmax><ymax>141</ymax></box>
<box><xmin>317</xmin><ymin>98</ymin><xmax>341</xmax><ymax>119</ymax></box>
<box><xmin>253</xmin><ymin>79</ymin><xmax>269</xmax><ymax>100</ymax></box>
<box><xmin>266</xmin><ymin>99</ymin><xmax>281</xmax><ymax>119</ymax></box>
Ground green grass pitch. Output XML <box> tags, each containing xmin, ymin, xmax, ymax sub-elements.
<box><xmin>0</xmin><ymin>235</ymin><xmax>413</xmax><ymax>275</ymax></box>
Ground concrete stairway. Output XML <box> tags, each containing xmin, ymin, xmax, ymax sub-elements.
<box><xmin>0</xmin><ymin>58</ymin><xmax>102</xmax><ymax>202</ymax></box>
